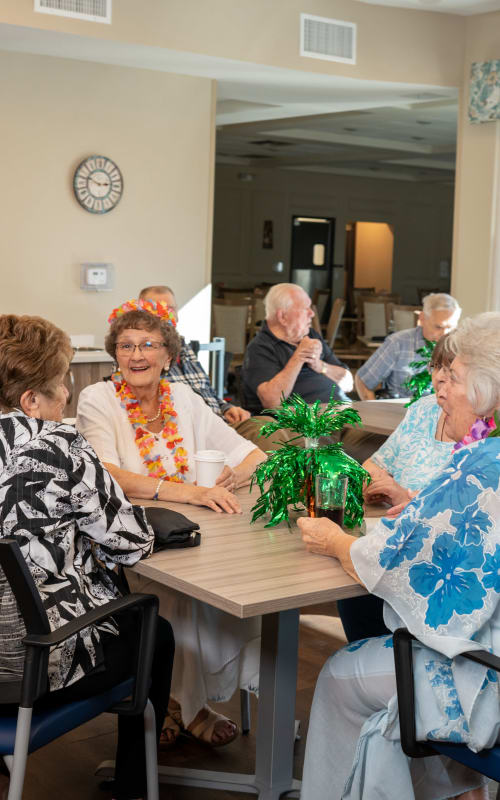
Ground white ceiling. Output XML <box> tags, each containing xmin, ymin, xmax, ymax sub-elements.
<box><xmin>356</xmin><ymin>0</ymin><xmax>500</xmax><ymax>13</ymax></box>
<box><xmin>0</xmin><ymin>22</ymin><xmax>459</xmax><ymax>183</ymax></box>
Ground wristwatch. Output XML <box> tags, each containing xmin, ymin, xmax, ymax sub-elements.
<box><xmin>321</xmin><ymin>362</ymin><xmax>328</xmax><ymax>375</ymax></box>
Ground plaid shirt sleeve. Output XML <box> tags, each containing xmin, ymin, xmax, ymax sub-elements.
<box><xmin>167</xmin><ymin>341</ymin><xmax>228</xmax><ymax>417</ymax></box>
<box><xmin>357</xmin><ymin>335</ymin><xmax>402</xmax><ymax>390</ymax></box>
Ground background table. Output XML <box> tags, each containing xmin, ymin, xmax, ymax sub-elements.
<box><xmin>106</xmin><ymin>490</ymin><xmax>384</xmax><ymax>799</ymax></box>
<box><xmin>351</xmin><ymin>398</ymin><xmax>408</xmax><ymax>436</ymax></box>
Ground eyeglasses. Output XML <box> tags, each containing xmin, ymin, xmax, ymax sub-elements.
<box><xmin>116</xmin><ymin>341</ymin><xmax>165</xmax><ymax>354</ymax></box>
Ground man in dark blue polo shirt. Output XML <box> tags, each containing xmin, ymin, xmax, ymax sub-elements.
<box><xmin>241</xmin><ymin>283</ymin><xmax>353</xmax><ymax>414</ymax></box>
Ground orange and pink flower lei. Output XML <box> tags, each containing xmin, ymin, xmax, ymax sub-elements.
<box><xmin>111</xmin><ymin>372</ymin><xmax>189</xmax><ymax>482</ymax></box>
<box><xmin>107</xmin><ymin>297</ymin><xmax>177</xmax><ymax>326</ymax></box>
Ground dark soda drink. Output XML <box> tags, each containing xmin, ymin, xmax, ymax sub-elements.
<box><xmin>317</xmin><ymin>506</ymin><xmax>344</xmax><ymax>527</ymax></box>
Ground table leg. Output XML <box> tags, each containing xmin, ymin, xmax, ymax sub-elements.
<box><xmin>254</xmin><ymin>608</ymin><xmax>301</xmax><ymax>800</ymax></box>
<box><xmin>95</xmin><ymin>609</ymin><xmax>301</xmax><ymax>798</ymax></box>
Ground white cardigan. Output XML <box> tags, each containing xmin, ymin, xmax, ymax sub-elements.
<box><xmin>76</xmin><ymin>380</ymin><xmax>256</xmax><ymax>482</ymax></box>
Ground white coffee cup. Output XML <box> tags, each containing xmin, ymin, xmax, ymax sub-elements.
<box><xmin>194</xmin><ymin>449</ymin><xmax>226</xmax><ymax>487</ymax></box>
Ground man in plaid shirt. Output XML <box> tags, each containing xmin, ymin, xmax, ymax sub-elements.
<box><xmin>355</xmin><ymin>293</ymin><xmax>461</xmax><ymax>400</ymax></box>
<box><xmin>139</xmin><ymin>286</ymin><xmax>288</xmax><ymax>451</ymax></box>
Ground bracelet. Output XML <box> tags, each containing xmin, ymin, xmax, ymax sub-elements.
<box><xmin>153</xmin><ymin>477</ymin><xmax>164</xmax><ymax>501</ymax></box>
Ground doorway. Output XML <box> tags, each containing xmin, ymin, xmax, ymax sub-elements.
<box><xmin>290</xmin><ymin>216</ymin><xmax>335</xmax><ymax>315</ymax></box>
<box><xmin>344</xmin><ymin>221</ymin><xmax>394</xmax><ymax>311</ymax></box>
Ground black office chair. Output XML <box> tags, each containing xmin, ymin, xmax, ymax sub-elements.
<box><xmin>0</xmin><ymin>539</ymin><xmax>160</xmax><ymax>800</ymax></box>
<box><xmin>393</xmin><ymin>626</ymin><xmax>500</xmax><ymax>798</ymax></box>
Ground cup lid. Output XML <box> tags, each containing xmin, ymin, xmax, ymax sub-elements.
<box><xmin>194</xmin><ymin>449</ymin><xmax>226</xmax><ymax>462</ymax></box>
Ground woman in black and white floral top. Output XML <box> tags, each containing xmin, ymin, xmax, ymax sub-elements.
<box><xmin>0</xmin><ymin>314</ymin><xmax>173</xmax><ymax>800</ymax></box>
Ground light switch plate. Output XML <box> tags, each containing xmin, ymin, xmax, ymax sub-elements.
<box><xmin>80</xmin><ymin>262</ymin><xmax>114</xmax><ymax>292</ymax></box>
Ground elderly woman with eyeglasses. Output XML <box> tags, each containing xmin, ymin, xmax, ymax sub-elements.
<box><xmin>298</xmin><ymin>312</ymin><xmax>500</xmax><ymax>800</ymax></box>
<box><xmin>362</xmin><ymin>334</ymin><xmax>456</xmax><ymax>509</ymax></box>
<box><xmin>76</xmin><ymin>299</ymin><xmax>265</xmax><ymax>750</ymax></box>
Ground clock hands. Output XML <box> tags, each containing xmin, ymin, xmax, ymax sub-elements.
<box><xmin>89</xmin><ymin>176</ymin><xmax>110</xmax><ymax>187</ymax></box>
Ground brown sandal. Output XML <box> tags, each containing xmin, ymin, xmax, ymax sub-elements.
<box><xmin>159</xmin><ymin>698</ymin><xmax>184</xmax><ymax>749</ymax></box>
<box><xmin>187</xmin><ymin>705</ymin><xmax>239</xmax><ymax>748</ymax></box>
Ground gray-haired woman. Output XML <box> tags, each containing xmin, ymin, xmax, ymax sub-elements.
<box><xmin>298</xmin><ymin>313</ymin><xmax>500</xmax><ymax>800</ymax></box>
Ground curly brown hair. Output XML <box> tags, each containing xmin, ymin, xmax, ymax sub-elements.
<box><xmin>105</xmin><ymin>310</ymin><xmax>181</xmax><ymax>363</ymax></box>
<box><xmin>429</xmin><ymin>333</ymin><xmax>454</xmax><ymax>371</ymax></box>
<box><xmin>0</xmin><ymin>315</ymin><xmax>73</xmax><ymax>412</ymax></box>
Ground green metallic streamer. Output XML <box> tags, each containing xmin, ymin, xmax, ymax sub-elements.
<box><xmin>250</xmin><ymin>392</ymin><xmax>370</xmax><ymax>529</ymax></box>
<box><xmin>403</xmin><ymin>338</ymin><xmax>436</xmax><ymax>406</ymax></box>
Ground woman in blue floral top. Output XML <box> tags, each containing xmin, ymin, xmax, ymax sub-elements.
<box><xmin>298</xmin><ymin>313</ymin><xmax>500</xmax><ymax>800</ymax></box>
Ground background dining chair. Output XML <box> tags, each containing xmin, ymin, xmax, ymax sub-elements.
<box><xmin>387</xmin><ymin>304</ymin><xmax>421</xmax><ymax>332</ymax></box>
<box><xmin>0</xmin><ymin>539</ymin><xmax>160</xmax><ymax>800</ymax></box>
<box><xmin>393</xmin><ymin>627</ymin><xmax>500</xmax><ymax>799</ymax></box>
<box><xmin>212</xmin><ymin>300</ymin><xmax>250</xmax><ymax>365</ymax></box>
<box><xmin>311</xmin><ymin>288</ymin><xmax>330</xmax><ymax>325</ymax></box>
<box><xmin>325</xmin><ymin>298</ymin><xmax>346</xmax><ymax>349</ymax></box>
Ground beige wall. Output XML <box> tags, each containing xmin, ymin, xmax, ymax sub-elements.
<box><xmin>212</xmin><ymin>165</ymin><xmax>454</xmax><ymax>305</ymax></box>
<box><xmin>354</xmin><ymin>222</ymin><xmax>394</xmax><ymax>292</ymax></box>
<box><xmin>451</xmin><ymin>11</ymin><xmax>500</xmax><ymax>316</ymax></box>
<box><xmin>0</xmin><ymin>49</ymin><xmax>215</xmax><ymax>344</ymax></box>
<box><xmin>0</xmin><ymin>0</ymin><xmax>464</xmax><ymax>87</ymax></box>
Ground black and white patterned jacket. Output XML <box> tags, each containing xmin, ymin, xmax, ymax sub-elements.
<box><xmin>0</xmin><ymin>413</ymin><xmax>154</xmax><ymax>691</ymax></box>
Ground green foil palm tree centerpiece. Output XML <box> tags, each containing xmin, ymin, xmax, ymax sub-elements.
<box><xmin>250</xmin><ymin>393</ymin><xmax>370</xmax><ymax>529</ymax></box>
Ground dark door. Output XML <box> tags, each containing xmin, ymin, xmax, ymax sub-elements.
<box><xmin>290</xmin><ymin>216</ymin><xmax>335</xmax><ymax>299</ymax></box>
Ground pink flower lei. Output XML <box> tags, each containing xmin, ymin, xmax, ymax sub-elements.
<box><xmin>453</xmin><ymin>415</ymin><xmax>498</xmax><ymax>452</ymax></box>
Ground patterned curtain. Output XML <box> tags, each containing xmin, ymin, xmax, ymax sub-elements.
<box><xmin>469</xmin><ymin>60</ymin><xmax>500</xmax><ymax>123</ymax></box>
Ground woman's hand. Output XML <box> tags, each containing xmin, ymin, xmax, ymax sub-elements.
<box><xmin>215</xmin><ymin>465</ymin><xmax>237</xmax><ymax>491</ymax></box>
<box><xmin>297</xmin><ymin>516</ymin><xmax>342</xmax><ymax>557</ymax></box>
<box><xmin>189</xmin><ymin>484</ymin><xmax>242</xmax><ymax>514</ymax></box>
<box><xmin>386</xmin><ymin>490</ymin><xmax>419</xmax><ymax>517</ymax></box>
<box><xmin>363</xmin><ymin>475</ymin><xmax>411</xmax><ymax>507</ymax></box>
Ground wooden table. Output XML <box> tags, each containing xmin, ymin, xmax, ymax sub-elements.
<box><xmin>105</xmin><ymin>492</ymin><xmax>383</xmax><ymax>799</ymax></box>
<box><xmin>351</xmin><ymin>399</ymin><xmax>408</xmax><ymax>436</ymax></box>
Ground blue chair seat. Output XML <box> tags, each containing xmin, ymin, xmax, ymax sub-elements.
<box><xmin>0</xmin><ymin>678</ymin><xmax>134</xmax><ymax>755</ymax></box>
<box><xmin>430</xmin><ymin>741</ymin><xmax>500</xmax><ymax>782</ymax></box>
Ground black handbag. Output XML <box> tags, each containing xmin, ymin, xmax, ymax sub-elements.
<box><xmin>136</xmin><ymin>505</ymin><xmax>201</xmax><ymax>550</ymax></box>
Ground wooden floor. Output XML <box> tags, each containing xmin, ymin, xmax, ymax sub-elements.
<box><xmin>18</xmin><ymin>608</ymin><xmax>346</xmax><ymax>800</ymax></box>
<box><xmin>15</xmin><ymin>608</ymin><xmax>500</xmax><ymax>799</ymax></box>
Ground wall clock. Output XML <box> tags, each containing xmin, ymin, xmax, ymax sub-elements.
<box><xmin>73</xmin><ymin>155</ymin><xmax>123</xmax><ymax>214</ymax></box>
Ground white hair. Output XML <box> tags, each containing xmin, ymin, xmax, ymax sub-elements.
<box><xmin>422</xmin><ymin>292</ymin><xmax>461</xmax><ymax>318</ymax></box>
<box><xmin>447</xmin><ymin>312</ymin><xmax>500</xmax><ymax>416</ymax></box>
<box><xmin>265</xmin><ymin>283</ymin><xmax>305</xmax><ymax>320</ymax></box>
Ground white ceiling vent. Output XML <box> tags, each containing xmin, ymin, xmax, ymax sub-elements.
<box><xmin>300</xmin><ymin>13</ymin><xmax>356</xmax><ymax>65</ymax></box>
<box><xmin>34</xmin><ymin>0</ymin><xmax>111</xmax><ymax>24</ymax></box>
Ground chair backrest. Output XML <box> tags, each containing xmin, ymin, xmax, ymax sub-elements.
<box><xmin>190</xmin><ymin>337</ymin><xmax>226</xmax><ymax>400</ymax></box>
<box><xmin>248</xmin><ymin>294</ymin><xmax>266</xmax><ymax>340</ymax></box>
<box><xmin>310</xmin><ymin>305</ymin><xmax>322</xmax><ymax>335</ymax></box>
<box><xmin>212</xmin><ymin>303</ymin><xmax>249</xmax><ymax>355</ymax></box>
<box><xmin>312</xmin><ymin>289</ymin><xmax>330</xmax><ymax>323</ymax></box>
<box><xmin>362</xmin><ymin>296</ymin><xmax>393</xmax><ymax>338</ymax></box>
<box><xmin>326</xmin><ymin>298</ymin><xmax>346</xmax><ymax>348</ymax></box>
<box><xmin>388</xmin><ymin>304</ymin><xmax>421</xmax><ymax>332</ymax></box>
<box><xmin>0</xmin><ymin>540</ymin><xmax>51</xmax><ymax>704</ymax></box>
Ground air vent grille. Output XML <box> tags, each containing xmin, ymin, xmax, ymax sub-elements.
<box><xmin>300</xmin><ymin>13</ymin><xmax>356</xmax><ymax>64</ymax></box>
<box><xmin>34</xmin><ymin>0</ymin><xmax>111</xmax><ymax>24</ymax></box>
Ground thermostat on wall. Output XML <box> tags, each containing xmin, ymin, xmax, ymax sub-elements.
<box><xmin>80</xmin><ymin>262</ymin><xmax>114</xmax><ymax>292</ymax></box>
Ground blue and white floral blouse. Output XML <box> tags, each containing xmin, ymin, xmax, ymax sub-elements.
<box><xmin>370</xmin><ymin>394</ymin><xmax>454</xmax><ymax>489</ymax></box>
<box><xmin>343</xmin><ymin>438</ymin><xmax>500</xmax><ymax>799</ymax></box>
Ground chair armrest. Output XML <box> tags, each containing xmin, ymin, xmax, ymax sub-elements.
<box><xmin>393</xmin><ymin>628</ymin><xmax>500</xmax><ymax>759</ymax></box>
<box><xmin>23</xmin><ymin>594</ymin><xmax>157</xmax><ymax>648</ymax></box>
<box><xmin>393</xmin><ymin>628</ymin><xmax>437</xmax><ymax>758</ymax></box>
<box><xmin>461</xmin><ymin>649</ymin><xmax>500</xmax><ymax>673</ymax></box>
<box><xmin>21</xmin><ymin>593</ymin><xmax>159</xmax><ymax>712</ymax></box>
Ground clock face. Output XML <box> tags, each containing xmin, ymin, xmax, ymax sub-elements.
<box><xmin>73</xmin><ymin>155</ymin><xmax>123</xmax><ymax>214</ymax></box>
